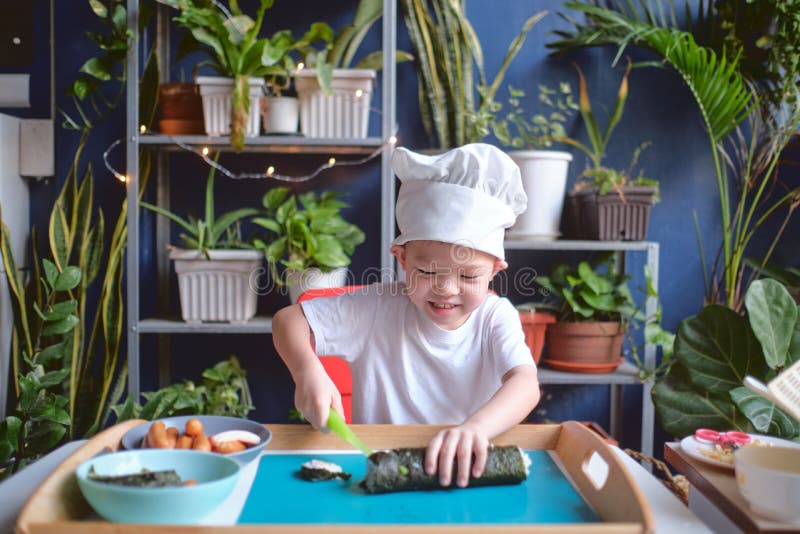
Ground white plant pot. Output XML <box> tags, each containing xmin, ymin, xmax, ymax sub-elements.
<box><xmin>506</xmin><ymin>150</ymin><xmax>573</xmax><ymax>241</ymax></box>
<box><xmin>294</xmin><ymin>69</ymin><xmax>375</xmax><ymax>138</ymax></box>
<box><xmin>260</xmin><ymin>96</ymin><xmax>298</xmax><ymax>134</ymax></box>
<box><xmin>286</xmin><ymin>267</ymin><xmax>349</xmax><ymax>304</ymax></box>
<box><xmin>196</xmin><ymin>76</ymin><xmax>265</xmax><ymax>137</ymax></box>
<box><xmin>169</xmin><ymin>248</ymin><xmax>263</xmax><ymax>323</ymax></box>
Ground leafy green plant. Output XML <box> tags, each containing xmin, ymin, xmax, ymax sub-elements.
<box><xmin>538</xmin><ymin>257</ymin><xmax>635</xmax><ymax>323</ymax></box>
<box><xmin>113</xmin><ymin>356</ymin><xmax>253</xmax><ymax>421</ymax></box>
<box><xmin>469</xmin><ymin>83</ymin><xmax>578</xmax><ymax>151</ymax></box>
<box><xmin>159</xmin><ymin>0</ymin><xmax>309</xmax><ymax>151</ymax></box>
<box><xmin>0</xmin><ymin>252</ymin><xmax>81</xmax><ymax>478</ymax></box>
<box><xmin>140</xmin><ymin>162</ymin><xmax>258</xmax><ymax>256</ymax></box>
<box><xmin>0</xmin><ymin>3</ymin><xmax>160</xmax><ymax>480</ymax></box>
<box><xmin>62</xmin><ymin>0</ymin><xmax>154</xmax><ymax>131</ymax></box>
<box><xmin>548</xmin><ymin>1</ymin><xmax>800</xmax><ymax>311</ymax></box>
<box><xmin>538</xmin><ymin>256</ymin><xmax>674</xmax><ymax>378</ymax></box>
<box><xmin>0</xmin><ymin>145</ymin><xmax>135</xmax><ymax>468</ymax></box>
<box><xmin>251</xmin><ymin>187</ymin><xmax>365</xmax><ymax>285</ymax></box>
<box><xmin>401</xmin><ymin>0</ymin><xmax>546</xmax><ymax>149</ymax></box>
<box><xmin>653</xmin><ymin>278</ymin><xmax>800</xmax><ymax>439</ymax></box>
<box><xmin>294</xmin><ymin>0</ymin><xmax>413</xmax><ymax>95</ymax></box>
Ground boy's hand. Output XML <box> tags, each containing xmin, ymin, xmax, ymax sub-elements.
<box><xmin>424</xmin><ymin>423</ymin><xmax>490</xmax><ymax>488</ymax></box>
<box><xmin>293</xmin><ymin>366</ymin><xmax>344</xmax><ymax>430</ymax></box>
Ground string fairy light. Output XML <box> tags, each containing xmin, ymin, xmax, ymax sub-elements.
<box><xmin>102</xmin><ymin>132</ymin><xmax>398</xmax><ymax>184</ymax></box>
<box><xmin>104</xmin><ymin>77</ymin><xmax>396</xmax><ymax>184</ymax></box>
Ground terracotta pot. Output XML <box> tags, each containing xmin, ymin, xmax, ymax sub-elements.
<box><xmin>519</xmin><ymin>310</ymin><xmax>556</xmax><ymax>364</ymax></box>
<box><xmin>545</xmin><ymin>321</ymin><xmax>624</xmax><ymax>364</ymax></box>
<box><xmin>158</xmin><ymin>83</ymin><xmax>204</xmax><ymax>135</ymax></box>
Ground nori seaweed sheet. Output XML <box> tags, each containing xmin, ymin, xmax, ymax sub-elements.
<box><xmin>360</xmin><ymin>445</ymin><xmax>527</xmax><ymax>494</ymax></box>
<box><xmin>88</xmin><ymin>466</ymin><xmax>182</xmax><ymax>487</ymax></box>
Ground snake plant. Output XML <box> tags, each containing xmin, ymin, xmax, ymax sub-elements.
<box><xmin>401</xmin><ymin>0</ymin><xmax>546</xmax><ymax>149</ymax></box>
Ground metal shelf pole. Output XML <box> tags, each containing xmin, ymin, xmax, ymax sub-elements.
<box><xmin>125</xmin><ymin>0</ymin><xmax>141</xmax><ymax>401</ymax></box>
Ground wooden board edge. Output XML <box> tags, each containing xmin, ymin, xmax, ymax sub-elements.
<box><xmin>23</xmin><ymin>522</ymin><xmax>645</xmax><ymax>533</ymax></box>
<box><xmin>15</xmin><ymin>419</ymin><xmax>147</xmax><ymax>534</ymax></box>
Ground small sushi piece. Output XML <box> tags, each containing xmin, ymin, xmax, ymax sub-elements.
<box><xmin>360</xmin><ymin>445</ymin><xmax>530</xmax><ymax>494</ymax></box>
<box><xmin>300</xmin><ymin>459</ymin><xmax>352</xmax><ymax>481</ymax></box>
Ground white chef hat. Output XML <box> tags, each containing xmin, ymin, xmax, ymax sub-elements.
<box><xmin>391</xmin><ymin>143</ymin><xmax>526</xmax><ymax>260</ymax></box>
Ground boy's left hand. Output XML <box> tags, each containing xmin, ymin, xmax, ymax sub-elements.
<box><xmin>424</xmin><ymin>423</ymin><xmax>490</xmax><ymax>488</ymax></box>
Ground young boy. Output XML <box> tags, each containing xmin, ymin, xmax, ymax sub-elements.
<box><xmin>272</xmin><ymin>143</ymin><xmax>540</xmax><ymax>488</ymax></box>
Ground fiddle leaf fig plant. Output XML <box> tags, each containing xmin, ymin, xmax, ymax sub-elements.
<box><xmin>252</xmin><ymin>187</ymin><xmax>365</xmax><ymax>285</ymax></box>
<box><xmin>653</xmin><ymin>278</ymin><xmax>800</xmax><ymax>439</ymax></box>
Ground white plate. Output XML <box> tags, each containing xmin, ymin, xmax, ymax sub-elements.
<box><xmin>680</xmin><ymin>433</ymin><xmax>800</xmax><ymax>469</ymax></box>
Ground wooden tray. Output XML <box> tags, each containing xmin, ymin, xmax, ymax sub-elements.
<box><xmin>17</xmin><ymin>421</ymin><xmax>653</xmax><ymax>533</ymax></box>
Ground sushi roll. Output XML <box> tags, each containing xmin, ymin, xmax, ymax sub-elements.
<box><xmin>360</xmin><ymin>445</ymin><xmax>530</xmax><ymax>494</ymax></box>
<box><xmin>299</xmin><ymin>459</ymin><xmax>352</xmax><ymax>481</ymax></box>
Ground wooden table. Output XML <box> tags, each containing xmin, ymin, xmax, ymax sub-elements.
<box><xmin>664</xmin><ymin>442</ymin><xmax>798</xmax><ymax>533</ymax></box>
<box><xmin>16</xmin><ymin>421</ymin><xmax>655</xmax><ymax>533</ymax></box>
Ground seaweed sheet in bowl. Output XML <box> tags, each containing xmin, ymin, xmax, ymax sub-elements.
<box><xmin>121</xmin><ymin>415</ymin><xmax>270</xmax><ymax>465</ymax></box>
<box><xmin>76</xmin><ymin>449</ymin><xmax>240</xmax><ymax>524</ymax></box>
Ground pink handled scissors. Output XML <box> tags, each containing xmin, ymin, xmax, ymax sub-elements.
<box><xmin>694</xmin><ymin>428</ymin><xmax>752</xmax><ymax>449</ymax></box>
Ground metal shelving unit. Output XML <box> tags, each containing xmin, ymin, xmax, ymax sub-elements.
<box><xmin>506</xmin><ymin>239</ymin><xmax>659</xmax><ymax>457</ymax></box>
<box><xmin>125</xmin><ymin>0</ymin><xmax>397</xmax><ymax>399</ymax></box>
<box><xmin>125</xmin><ymin>1</ymin><xmax>656</xmax><ymax>457</ymax></box>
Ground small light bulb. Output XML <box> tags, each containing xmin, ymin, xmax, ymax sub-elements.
<box><xmin>139</xmin><ymin>124</ymin><xmax>146</xmax><ymax>134</ymax></box>
<box><xmin>202</xmin><ymin>147</ymin><xmax>209</xmax><ymax>157</ymax></box>
<box><xmin>118</xmin><ymin>174</ymin><xmax>128</xmax><ymax>183</ymax></box>
<box><xmin>389</xmin><ymin>135</ymin><xmax>397</xmax><ymax>145</ymax></box>
<box><xmin>328</xmin><ymin>157</ymin><xmax>336</xmax><ymax>166</ymax></box>
<box><xmin>267</xmin><ymin>165</ymin><xmax>275</xmax><ymax>176</ymax></box>
<box><xmin>296</xmin><ymin>62</ymin><xmax>304</xmax><ymax>71</ymax></box>
<box><xmin>355</xmin><ymin>89</ymin><xmax>363</xmax><ymax>98</ymax></box>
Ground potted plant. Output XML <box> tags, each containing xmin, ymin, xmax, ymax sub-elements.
<box><xmin>471</xmin><ymin>83</ymin><xmax>578</xmax><ymax>240</ymax></box>
<box><xmin>251</xmin><ymin>187</ymin><xmax>365</xmax><ymax>303</ymax></box>
<box><xmin>537</xmin><ymin>255</ymin><xmax>673</xmax><ymax>374</ymax></box>
<box><xmin>158</xmin><ymin>0</ymin><xmax>298</xmax><ymax>151</ymax></box>
<box><xmin>653</xmin><ymin>278</ymin><xmax>799</xmax><ymax>440</ymax></box>
<box><xmin>293</xmin><ymin>0</ymin><xmax>412</xmax><ymax>138</ymax></box>
<box><xmin>402</xmin><ymin>1</ymin><xmax>546</xmax><ymax>149</ymax></box>
<box><xmin>158</xmin><ymin>79</ymin><xmax>205</xmax><ymax>135</ymax></box>
<box><xmin>260</xmin><ymin>37</ymin><xmax>300</xmax><ymax>135</ymax></box>
<box><xmin>559</xmin><ymin>62</ymin><xmax>660</xmax><ymax>241</ymax></box>
<box><xmin>550</xmin><ymin>1</ymin><xmax>798</xmax><ymax>310</ymax></box>
<box><xmin>140</xmin><ymin>163</ymin><xmax>261</xmax><ymax>323</ymax></box>
<box><xmin>516</xmin><ymin>303</ymin><xmax>557</xmax><ymax>365</ymax></box>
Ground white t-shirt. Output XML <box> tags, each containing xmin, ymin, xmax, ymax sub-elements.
<box><xmin>300</xmin><ymin>282</ymin><xmax>535</xmax><ymax>424</ymax></box>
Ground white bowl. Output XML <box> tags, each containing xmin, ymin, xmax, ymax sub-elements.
<box><xmin>734</xmin><ymin>445</ymin><xmax>800</xmax><ymax>524</ymax></box>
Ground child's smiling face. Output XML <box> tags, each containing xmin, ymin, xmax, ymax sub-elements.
<box><xmin>392</xmin><ymin>240</ymin><xmax>506</xmax><ymax>330</ymax></box>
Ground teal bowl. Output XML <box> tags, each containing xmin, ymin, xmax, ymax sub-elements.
<box><xmin>76</xmin><ymin>449</ymin><xmax>240</xmax><ymax>524</ymax></box>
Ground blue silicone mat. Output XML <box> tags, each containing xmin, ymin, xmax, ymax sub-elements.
<box><xmin>238</xmin><ymin>451</ymin><xmax>599</xmax><ymax>525</ymax></box>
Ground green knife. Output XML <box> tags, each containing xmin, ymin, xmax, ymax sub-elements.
<box><xmin>326</xmin><ymin>409</ymin><xmax>374</xmax><ymax>456</ymax></box>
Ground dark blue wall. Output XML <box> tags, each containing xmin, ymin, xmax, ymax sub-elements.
<box><xmin>4</xmin><ymin>1</ymin><xmax>798</xmax><ymax>454</ymax></box>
